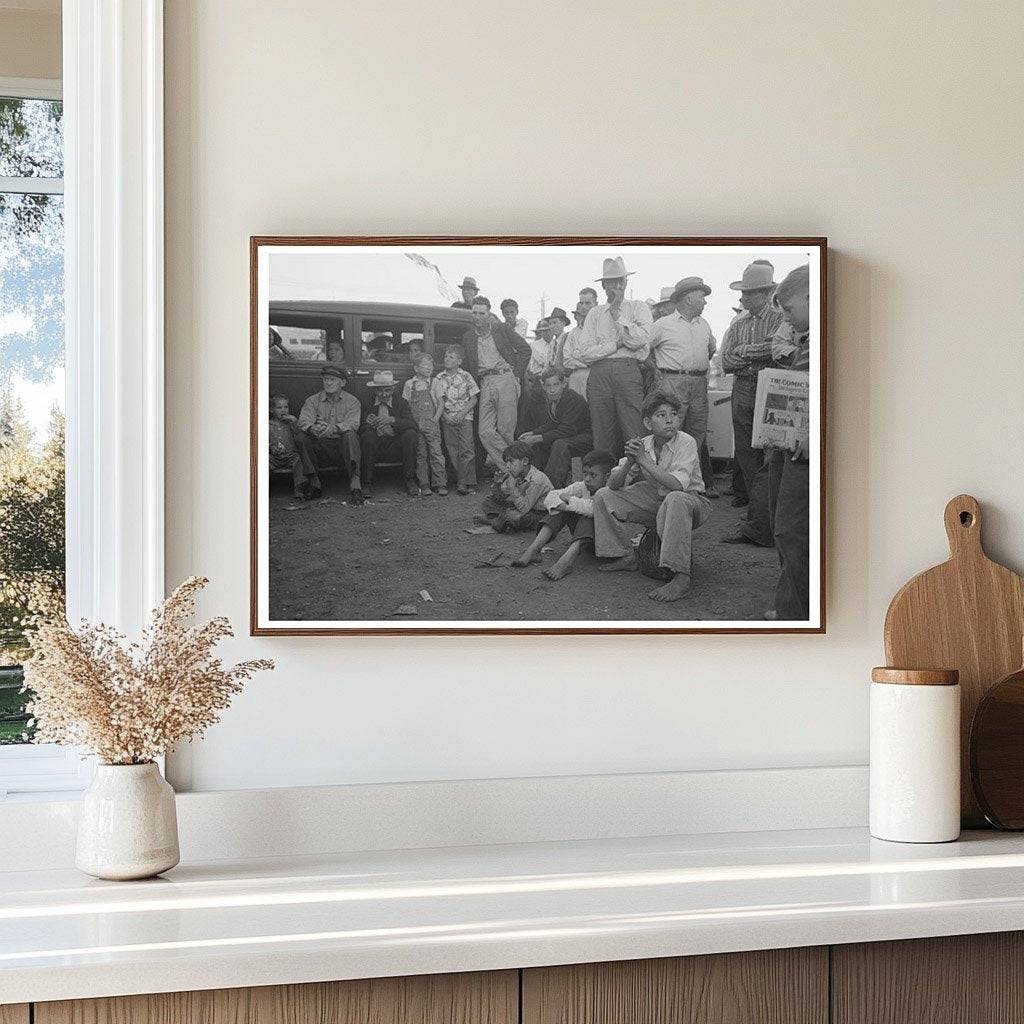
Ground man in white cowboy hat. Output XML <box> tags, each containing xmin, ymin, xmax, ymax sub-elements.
<box><xmin>719</xmin><ymin>260</ymin><xmax>786</xmax><ymax>546</ymax></box>
<box><xmin>649</xmin><ymin>275</ymin><xmax>716</xmax><ymax>460</ymax></box>
<box><xmin>297</xmin><ymin>364</ymin><xmax>365</xmax><ymax>505</ymax></box>
<box><xmin>464</xmin><ymin>295</ymin><xmax>533</xmax><ymax>474</ymax></box>
<box><xmin>574</xmin><ymin>256</ymin><xmax>653</xmax><ymax>458</ymax></box>
<box><xmin>359</xmin><ymin>369</ymin><xmax>421</xmax><ymax>497</ymax></box>
<box><xmin>451</xmin><ymin>276</ymin><xmax>480</xmax><ymax>310</ymax></box>
<box><xmin>651</xmin><ymin>286</ymin><xmax>676</xmax><ymax>321</ymax></box>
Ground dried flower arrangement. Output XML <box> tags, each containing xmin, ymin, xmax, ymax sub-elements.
<box><xmin>22</xmin><ymin>577</ymin><xmax>273</xmax><ymax>765</ymax></box>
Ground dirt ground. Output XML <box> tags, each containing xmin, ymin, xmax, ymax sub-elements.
<box><xmin>268</xmin><ymin>464</ymin><xmax>781</xmax><ymax>624</ymax></box>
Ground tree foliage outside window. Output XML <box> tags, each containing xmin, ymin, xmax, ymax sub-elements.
<box><xmin>0</xmin><ymin>96</ymin><xmax>65</xmax><ymax>745</ymax></box>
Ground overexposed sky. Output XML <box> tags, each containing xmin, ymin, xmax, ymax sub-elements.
<box><xmin>269</xmin><ymin>244</ymin><xmax>814</xmax><ymax>345</ymax></box>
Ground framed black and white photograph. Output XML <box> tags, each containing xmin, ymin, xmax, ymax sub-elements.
<box><xmin>250</xmin><ymin>237</ymin><xmax>826</xmax><ymax>635</ymax></box>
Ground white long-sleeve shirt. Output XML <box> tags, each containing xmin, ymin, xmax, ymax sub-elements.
<box><xmin>543</xmin><ymin>479</ymin><xmax>598</xmax><ymax>517</ymax></box>
<box><xmin>575</xmin><ymin>300</ymin><xmax>653</xmax><ymax>364</ymax></box>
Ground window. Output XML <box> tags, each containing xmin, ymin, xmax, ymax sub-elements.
<box><xmin>358</xmin><ymin>318</ymin><xmax>424</xmax><ymax>365</ymax></box>
<box><xmin>0</xmin><ymin>91</ymin><xmax>65</xmax><ymax>759</ymax></box>
<box><xmin>434</xmin><ymin>322</ymin><xmax>474</xmax><ymax>373</ymax></box>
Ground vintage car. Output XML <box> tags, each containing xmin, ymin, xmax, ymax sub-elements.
<box><xmin>267</xmin><ymin>300</ymin><xmax>477</xmax><ymax>413</ymax></box>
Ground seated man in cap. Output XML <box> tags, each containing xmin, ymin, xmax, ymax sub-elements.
<box><xmin>359</xmin><ymin>369</ymin><xmax>420</xmax><ymax>497</ymax></box>
<box><xmin>649</xmin><ymin>275</ymin><xmax>716</xmax><ymax>463</ymax></box>
<box><xmin>575</xmin><ymin>256</ymin><xmax>653</xmax><ymax>460</ymax></box>
<box><xmin>297</xmin><ymin>365</ymin><xmax>364</xmax><ymax>505</ymax></box>
<box><xmin>516</xmin><ymin>367</ymin><xmax>593</xmax><ymax>488</ymax></box>
<box><xmin>719</xmin><ymin>260</ymin><xmax>786</xmax><ymax>544</ymax></box>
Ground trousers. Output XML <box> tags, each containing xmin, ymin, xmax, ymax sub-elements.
<box><xmin>659</xmin><ymin>373</ymin><xmax>709</xmax><ymax>451</ymax></box>
<box><xmin>774</xmin><ymin>457</ymin><xmax>811</xmax><ymax>620</ymax></box>
<box><xmin>732</xmin><ymin>376</ymin><xmax>773</xmax><ymax>546</ymax></box>
<box><xmin>359</xmin><ymin>427</ymin><xmax>417</xmax><ymax>484</ymax></box>
<box><xmin>478</xmin><ymin>372</ymin><xmax>519</xmax><ymax>470</ymax></box>
<box><xmin>587</xmin><ymin>358</ymin><xmax>644</xmax><ymax>460</ymax></box>
<box><xmin>442</xmin><ymin>417</ymin><xmax>477</xmax><ymax>488</ymax></box>
<box><xmin>593</xmin><ymin>484</ymin><xmax>711</xmax><ymax>576</ymax></box>
<box><xmin>308</xmin><ymin>430</ymin><xmax>360</xmax><ymax>481</ymax></box>
<box><xmin>531</xmin><ymin>433</ymin><xmax>593</xmax><ymax>488</ymax></box>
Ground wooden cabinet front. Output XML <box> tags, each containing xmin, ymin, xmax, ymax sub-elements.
<box><xmin>34</xmin><ymin>971</ymin><xmax>517</xmax><ymax>1024</ymax></box>
<box><xmin>0</xmin><ymin>1006</ymin><xmax>29</xmax><ymax>1024</ymax></box>
<box><xmin>832</xmin><ymin>932</ymin><xmax>1024</xmax><ymax>1024</ymax></box>
<box><xmin>522</xmin><ymin>947</ymin><xmax>828</xmax><ymax>1024</ymax></box>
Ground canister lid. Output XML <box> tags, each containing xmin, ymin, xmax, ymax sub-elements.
<box><xmin>871</xmin><ymin>667</ymin><xmax>959</xmax><ymax>686</ymax></box>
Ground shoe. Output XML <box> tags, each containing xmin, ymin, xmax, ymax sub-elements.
<box><xmin>349</xmin><ymin>488</ymin><xmax>364</xmax><ymax>506</ymax></box>
<box><xmin>362</xmin><ymin>485</ymin><xmax>373</xmax><ymax>499</ymax></box>
<box><xmin>456</xmin><ymin>485</ymin><xmax>469</xmax><ymax>496</ymax></box>
<box><xmin>421</xmin><ymin>487</ymin><xmax>434</xmax><ymax>497</ymax></box>
<box><xmin>306</xmin><ymin>483</ymin><xmax>322</xmax><ymax>501</ymax></box>
<box><xmin>473</xmin><ymin>513</ymin><xmax>494</xmax><ymax>526</ymax></box>
<box><xmin>406</xmin><ymin>481</ymin><xmax>420</xmax><ymax>497</ymax></box>
<box><xmin>731</xmin><ymin>496</ymin><xmax>749</xmax><ymax>508</ymax></box>
<box><xmin>721</xmin><ymin>531</ymin><xmax>761</xmax><ymax>546</ymax></box>
<box><xmin>705</xmin><ymin>487</ymin><xmax>720</xmax><ymax>499</ymax></box>
<box><xmin>437</xmin><ymin>486</ymin><xmax>449</xmax><ymax>496</ymax></box>
<box><xmin>764</xmin><ymin>609</ymin><xmax>779</xmax><ymax>621</ymax></box>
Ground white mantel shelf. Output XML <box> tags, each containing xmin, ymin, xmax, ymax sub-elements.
<box><xmin>4</xmin><ymin>827</ymin><xmax>1024</xmax><ymax>1004</ymax></box>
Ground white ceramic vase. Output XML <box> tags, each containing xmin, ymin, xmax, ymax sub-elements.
<box><xmin>76</xmin><ymin>762</ymin><xmax>180</xmax><ymax>880</ymax></box>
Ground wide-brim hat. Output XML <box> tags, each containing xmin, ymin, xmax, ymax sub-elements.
<box><xmin>547</xmin><ymin>306</ymin><xmax>571</xmax><ymax>326</ymax></box>
<box><xmin>669</xmin><ymin>276</ymin><xmax>712</xmax><ymax>302</ymax></box>
<box><xmin>594</xmin><ymin>256</ymin><xmax>636</xmax><ymax>281</ymax></box>
<box><xmin>366</xmin><ymin>370</ymin><xmax>397</xmax><ymax>388</ymax></box>
<box><xmin>730</xmin><ymin>262</ymin><xmax>778</xmax><ymax>292</ymax></box>
<box><xmin>659</xmin><ymin>286</ymin><xmax>675</xmax><ymax>303</ymax></box>
<box><xmin>457</xmin><ymin>276</ymin><xmax>479</xmax><ymax>291</ymax></box>
<box><xmin>321</xmin><ymin>364</ymin><xmax>349</xmax><ymax>380</ymax></box>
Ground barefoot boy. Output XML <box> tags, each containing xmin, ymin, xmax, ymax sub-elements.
<box><xmin>512</xmin><ymin>449</ymin><xmax>615</xmax><ymax>579</ymax></box>
<box><xmin>592</xmin><ymin>391</ymin><xmax>712</xmax><ymax>601</ymax></box>
<box><xmin>478</xmin><ymin>441</ymin><xmax>552</xmax><ymax>533</ymax></box>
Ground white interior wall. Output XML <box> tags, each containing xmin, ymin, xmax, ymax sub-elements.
<box><xmin>163</xmin><ymin>0</ymin><xmax>1024</xmax><ymax>792</ymax></box>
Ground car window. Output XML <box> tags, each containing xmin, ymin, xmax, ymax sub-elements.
<box><xmin>269</xmin><ymin>323</ymin><xmax>346</xmax><ymax>363</ymax></box>
<box><xmin>358</xmin><ymin>319</ymin><xmax>425</xmax><ymax>366</ymax></box>
<box><xmin>434</xmin><ymin>321</ymin><xmax>475</xmax><ymax>374</ymax></box>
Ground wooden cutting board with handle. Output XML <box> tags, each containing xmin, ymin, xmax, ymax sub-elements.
<box><xmin>884</xmin><ymin>494</ymin><xmax>1024</xmax><ymax>826</ymax></box>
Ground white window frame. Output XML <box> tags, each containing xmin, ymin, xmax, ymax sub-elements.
<box><xmin>0</xmin><ymin>0</ymin><xmax>165</xmax><ymax>798</ymax></box>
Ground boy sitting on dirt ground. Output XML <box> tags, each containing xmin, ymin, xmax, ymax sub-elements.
<box><xmin>592</xmin><ymin>391</ymin><xmax>712</xmax><ymax>602</ymax></box>
<box><xmin>512</xmin><ymin>449</ymin><xmax>615</xmax><ymax>579</ymax></box>
<box><xmin>475</xmin><ymin>442</ymin><xmax>552</xmax><ymax>533</ymax></box>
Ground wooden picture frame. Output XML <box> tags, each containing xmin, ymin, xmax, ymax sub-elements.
<box><xmin>251</xmin><ymin>236</ymin><xmax>827</xmax><ymax>635</ymax></box>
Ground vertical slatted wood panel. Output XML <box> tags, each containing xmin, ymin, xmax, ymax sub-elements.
<box><xmin>0</xmin><ymin>1006</ymin><xmax>29</xmax><ymax>1024</ymax></box>
<box><xmin>522</xmin><ymin>948</ymin><xmax>828</xmax><ymax>1024</ymax></box>
<box><xmin>832</xmin><ymin>932</ymin><xmax>1024</xmax><ymax>1024</ymax></box>
<box><xmin>35</xmin><ymin>970</ymin><xmax>517</xmax><ymax>1024</ymax></box>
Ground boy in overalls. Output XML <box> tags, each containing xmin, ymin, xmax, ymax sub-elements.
<box><xmin>402</xmin><ymin>354</ymin><xmax>447</xmax><ymax>496</ymax></box>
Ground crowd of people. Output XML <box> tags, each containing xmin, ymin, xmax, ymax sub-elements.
<box><xmin>268</xmin><ymin>255</ymin><xmax>812</xmax><ymax>618</ymax></box>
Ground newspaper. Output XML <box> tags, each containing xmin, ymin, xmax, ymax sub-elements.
<box><xmin>751</xmin><ymin>368</ymin><xmax>810</xmax><ymax>450</ymax></box>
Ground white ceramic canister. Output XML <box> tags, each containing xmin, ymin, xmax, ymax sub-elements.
<box><xmin>76</xmin><ymin>762</ymin><xmax>180</xmax><ymax>880</ymax></box>
<box><xmin>869</xmin><ymin>667</ymin><xmax>961</xmax><ymax>843</ymax></box>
